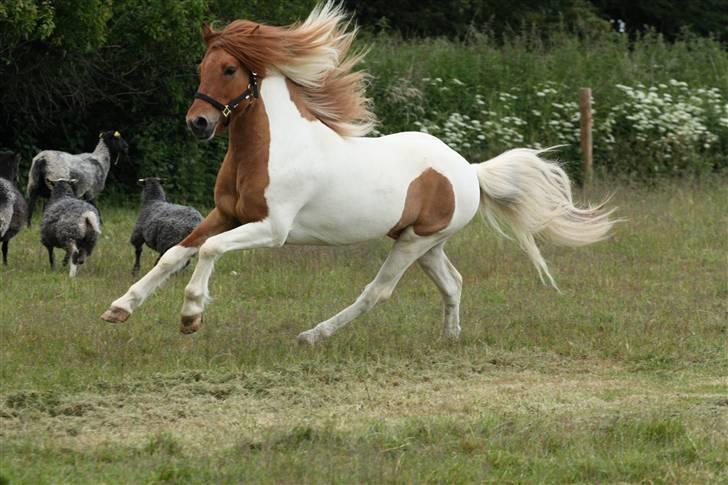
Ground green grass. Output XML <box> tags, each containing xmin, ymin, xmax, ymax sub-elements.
<box><xmin>1</xmin><ymin>181</ymin><xmax>726</xmax><ymax>483</ymax></box>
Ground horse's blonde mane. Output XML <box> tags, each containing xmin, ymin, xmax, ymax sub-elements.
<box><xmin>206</xmin><ymin>2</ymin><xmax>376</xmax><ymax>137</ymax></box>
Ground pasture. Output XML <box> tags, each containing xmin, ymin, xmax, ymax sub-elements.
<box><xmin>1</xmin><ymin>181</ymin><xmax>726</xmax><ymax>483</ymax></box>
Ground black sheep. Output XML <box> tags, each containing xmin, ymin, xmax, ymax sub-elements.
<box><xmin>131</xmin><ymin>178</ymin><xmax>203</xmax><ymax>275</ymax></box>
<box><xmin>40</xmin><ymin>180</ymin><xmax>102</xmax><ymax>277</ymax></box>
<box><xmin>0</xmin><ymin>151</ymin><xmax>28</xmax><ymax>265</ymax></box>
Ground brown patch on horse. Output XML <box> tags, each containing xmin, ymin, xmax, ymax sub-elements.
<box><xmin>180</xmin><ymin>95</ymin><xmax>270</xmax><ymax>248</ymax></box>
<box><xmin>388</xmin><ymin>169</ymin><xmax>455</xmax><ymax>239</ymax></box>
<box><xmin>286</xmin><ymin>78</ymin><xmax>317</xmax><ymax>121</ymax></box>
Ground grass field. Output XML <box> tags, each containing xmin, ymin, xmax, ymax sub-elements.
<box><xmin>1</xmin><ymin>181</ymin><xmax>726</xmax><ymax>483</ymax></box>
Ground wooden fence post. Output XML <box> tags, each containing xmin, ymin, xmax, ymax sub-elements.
<box><xmin>579</xmin><ymin>88</ymin><xmax>593</xmax><ymax>188</ymax></box>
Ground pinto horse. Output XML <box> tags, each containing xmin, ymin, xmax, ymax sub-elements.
<box><xmin>101</xmin><ymin>3</ymin><xmax>615</xmax><ymax>344</ymax></box>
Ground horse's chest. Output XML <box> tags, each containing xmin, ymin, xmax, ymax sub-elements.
<box><xmin>214</xmin><ymin>161</ymin><xmax>270</xmax><ymax>224</ymax></box>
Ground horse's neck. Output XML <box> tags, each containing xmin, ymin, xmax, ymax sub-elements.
<box><xmin>226</xmin><ymin>97</ymin><xmax>270</xmax><ymax>170</ymax></box>
<box><xmin>91</xmin><ymin>140</ymin><xmax>112</xmax><ymax>173</ymax></box>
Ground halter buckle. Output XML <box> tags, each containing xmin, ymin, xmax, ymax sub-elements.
<box><xmin>222</xmin><ymin>105</ymin><xmax>232</xmax><ymax>117</ymax></box>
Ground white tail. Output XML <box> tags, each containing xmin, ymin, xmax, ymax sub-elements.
<box><xmin>476</xmin><ymin>148</ymin><xmax>615</xmax><ymax>289</ymax></box>
<box><xmin>80</xmin><ymin>211</ymin><xmax>102</xmax><ymax>235</ymax></box>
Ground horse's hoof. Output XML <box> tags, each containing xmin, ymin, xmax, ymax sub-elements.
<box><xmin>297</xmin><ymin>329</ymin><xmax>321</xmax><ymax>346</ymax></box>
<box><xmin>101</xmin><ymin>307</ymin><xmax>130</xmax><ymax>323</ymax></box>
<box><xmin>180</xmin><ymin>314</ymin><xmax>202</xmax><ymax>334</ymax></box>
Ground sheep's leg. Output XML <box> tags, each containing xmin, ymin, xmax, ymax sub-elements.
<box><xmin>46</xmin><ymin>246</ymin><xmax>55</xmax><ymax>270</ymax></box>
<box><xmin>62</xmin><ymin>252</ymin><xmax>70</xmax><ymax>266</ymax></box>
<box><xmin>102</xmin><ymin>208</ymin><xmax>236</xmax><ymax>323</ymax></box>
<box><xmin>132</xmin><ymin>245</ymin><xmax>143</xmax><ymax>276</ymax></box>
<box><xmin>26</xmin><ymin>189</ymin><xmax>39</xmax><ymax>227</ymax></box>
<box><xmin>1</xmin><ymin>240</ymin><xmax>8</xmax><ymax>265</ymax></box>
<box><xmin>179</xmin><ymin>219</ymin><xmax>284</xmax><ymax>334</ymax></box>
<box><xmin>67</xmin><ymin>242</ymin><xmax>79</xmax><ymax>277</ymax></box>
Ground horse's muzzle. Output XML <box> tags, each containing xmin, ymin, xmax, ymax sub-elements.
<box><xmin>187</xmin><ymin>116</ymin><xmax>215</xmax><ymax>140</ymax></box>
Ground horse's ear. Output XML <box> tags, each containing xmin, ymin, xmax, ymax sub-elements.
<box><xmin>202</xmin><ymin>22</ymin><xmax>215</xmax><ymax>45</ymax></box>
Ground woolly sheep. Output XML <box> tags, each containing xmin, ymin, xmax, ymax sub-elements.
<box><xmin>131</xmin><ymin>177</ymin><xmax>203</xmax><ymax>275</ymax></box>
<box><xmin>0</xmin><ymin>151</ymin><xmax>28</xmax><ymax>265</ymax></box>
<box><xmin>26</xmin><ymin>130</ymin><xmax>128</xmax><ymax>225</ymax></box>
<box><xmin>40</xmin><ymin>180</ymin><xmax>102</xmax><ymax>277</ymax></box>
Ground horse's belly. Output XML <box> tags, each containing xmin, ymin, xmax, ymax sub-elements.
<box><xmin>285</xmin><ymin>191</ymin><xmax>404</xmax><ymax>245</ymax></box>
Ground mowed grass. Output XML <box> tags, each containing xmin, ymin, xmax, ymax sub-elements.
<box><xmin>1</xmin><ymin>181</ymin><xmax>726</xmax><ymax>483</ymax></box>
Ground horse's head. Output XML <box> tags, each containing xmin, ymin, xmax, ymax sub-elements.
<box><xmin>187</xmin><ymin>23</ymin><xmax>259</xmax><ymax>141</ymax></box>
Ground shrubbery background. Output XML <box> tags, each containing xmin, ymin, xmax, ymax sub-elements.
<box><xmin>1</xmin><ymin>0</ymin><xmax>726</xmax><ymax>205</ymax></box>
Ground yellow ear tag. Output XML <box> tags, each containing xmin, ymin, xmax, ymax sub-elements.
<box><xmin>114</xmin><ymin>131</ymin><xmax>121</xmax><ymax>138</ymax></box>
<box><xmin>99</xmin><ymin>132</ymin><xmax>103</xmax><ymax>139</ymax></box>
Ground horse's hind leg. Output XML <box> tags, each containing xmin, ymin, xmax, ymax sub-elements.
<box><xmin>297</xmin><ymin>234</ymin><xmax>443</xmax><ymax>345</ymax></box>
<box><xmin>418</xmin><ymin>241</ymin><xmax>463</xmax><ymax>338</ymax></box>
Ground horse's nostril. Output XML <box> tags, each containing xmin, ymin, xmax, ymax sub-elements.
<box><xmin>194</xmin><ymin>117</ymin><xmax>208</xmax><ymax>129</ymax></box>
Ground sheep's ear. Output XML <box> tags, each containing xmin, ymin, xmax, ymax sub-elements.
<box><xmin>99</xmin><ymin>132</ymin><xmax>103</xmax><ymax>139</ymax></box>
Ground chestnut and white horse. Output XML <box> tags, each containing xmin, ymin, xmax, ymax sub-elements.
<box><xmin>101</xmin><ymin>3</ymin><xmax>614</xmax><ymax>344</ymax></box>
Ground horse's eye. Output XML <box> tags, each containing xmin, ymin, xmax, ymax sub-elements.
<box><xmin>224</xmin><ymin>67</ymin><xmax>237</xmax><ymax>76</ymax></box>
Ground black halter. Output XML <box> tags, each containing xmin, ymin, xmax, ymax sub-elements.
<box><xmin>194</xmin><ymin>71</ymin><xmax>259</xmax><ymax>125</ymax></box>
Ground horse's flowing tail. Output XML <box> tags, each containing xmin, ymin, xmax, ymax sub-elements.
<box><xmin>475</xmin><ymin>148</ymin><xmax>615</xmax><ymax>289</ymax></box>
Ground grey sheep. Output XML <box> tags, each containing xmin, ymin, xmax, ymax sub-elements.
<box><xmin>131</xmin><ymin>178</ymin><xmax>203</xmax><ymax>275</ymax></box>
<box><xmin>0</xmin><ymin>151</ymin><xmax>28</xmax><ymax>265</ymax></box>
<box><xmin>26</xmin><ymin>130</ymin><xmax>128</xmax><ymax>225</ymax></box>
<box><xmin>41</xmin><ymin>180</ymin><xmax>102</xmax><ymax>277</ymax></box>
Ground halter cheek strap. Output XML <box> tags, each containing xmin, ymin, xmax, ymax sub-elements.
<box><xmin>194</xmin><ymin>71</ymin><xmax>259</xmax><ymax>124</ymax></box>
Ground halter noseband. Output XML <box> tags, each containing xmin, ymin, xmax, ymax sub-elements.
<box><xmin>194</xmin><ymin>71</ymin><xmax>259</xmax><ymax>125</ymax></box>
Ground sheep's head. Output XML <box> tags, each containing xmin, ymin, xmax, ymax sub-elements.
<box><xmin>137</xmin><ymin>177</ymin><xmax>166</xmax><ymax>202</ymax></box>
<box><xmin>48</xmin><ymin>178</ymin><xmax>77</xmax><ymax>198</ymax></box>
<box><xmin>100</xmin><ymin>130</ymin><xmax>129</xmax><ymax>163</ymax></box>
<box><xmin>137</xmin><ymin>177</ymin><xmax>164</xmax><ymax>185</ymax></box>
<box><xmin>0</xmin><ymin>151</ymin><xmax>20</xmax><ymax>182</ymax></box>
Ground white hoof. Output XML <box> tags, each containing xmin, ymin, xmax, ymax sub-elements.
<box><xmin>297</xmin><ymin>328</ymin><xmax>322</xmax><ymax>346</ymax></box>
<box><xmin>444</xmin><ymin>325</ymin><xmax>461</xmax><ymax>339</ymax></box>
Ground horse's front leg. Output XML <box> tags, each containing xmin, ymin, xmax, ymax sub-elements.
<box><xmin>101</xmin><ymin>209</ymin><xmax>235</xmax><ymax>323</ymax></box>
<box><xmin>179</xmin><ymin>219</ymin><xmax>286</xmax><ymax>334</ymax></box>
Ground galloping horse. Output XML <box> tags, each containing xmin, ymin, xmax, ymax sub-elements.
<box><xmin>101</xmin><ymin>2</ymin><xmax>615</xmax><ymax>344</ymax></box>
